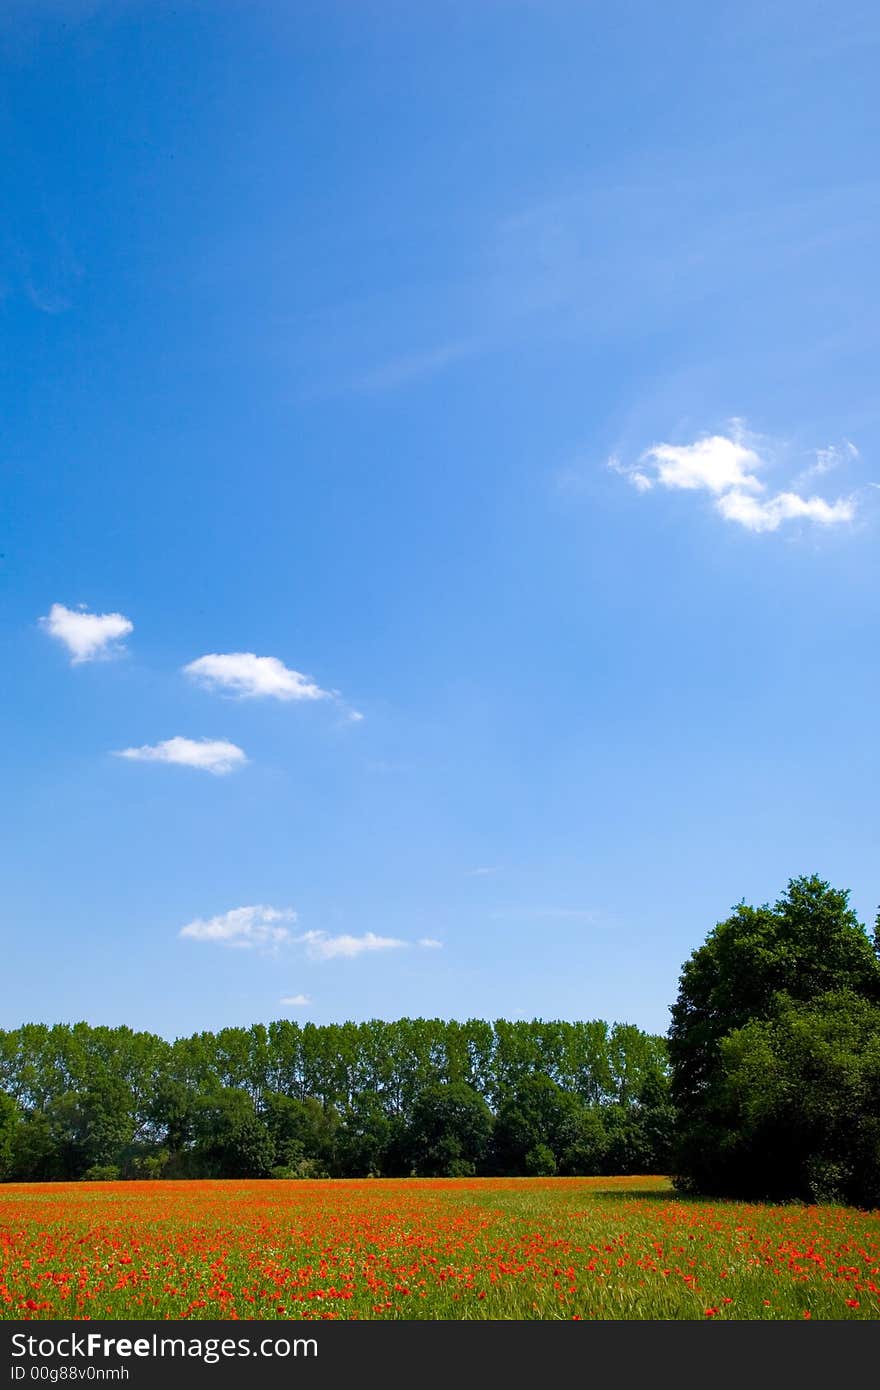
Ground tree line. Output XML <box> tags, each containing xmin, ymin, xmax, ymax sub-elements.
<box><xmin>0</xmin><ymin>1017</ymin><xmax>672</xmax><ymax>1182</ymax></box>
<box><xmin>3</xmin><ymin>875</ymin><xmax>878</xmax><ymax>1203</ymax></box>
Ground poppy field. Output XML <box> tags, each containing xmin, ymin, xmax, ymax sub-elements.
<box><xmin>1</xmin><ymin>1176</ymin><xmax>878</xmax><ymax>1321</ymax></box>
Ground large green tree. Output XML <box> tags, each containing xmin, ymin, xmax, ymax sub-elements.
<box><xmin>336</xmin><ymin>1091</ymin><xmax>399</xmax><ymax>1177</ymax></box>
<box><xmin>668</xmin><ymin>876</ymin><xmax>880</xmax><ymax>1198</ymax></box>
<box><xmin>403</xmin><ymin>1082</ymin><xmax>493</xmax><ymax>1177</ymax></box>
<box><xmin>719</xmin><ymin>990</ymin><xmax>880</xmax><ymax>1205</ymax></box>
<box><xmin>193</xmin><ymin>1089</ymin><xmax>275</xmax><ymax>1178</ymax></box>
<box><xmin>492</xmin><ymin>1074</ymin><xmax>606</xmax><ymax>1175</ymax></box>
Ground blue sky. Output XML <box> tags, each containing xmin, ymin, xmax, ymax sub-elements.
<box><xmin>2</xmin><ymin>0</ymin><xmax>878</xmax><ymax>1039</ymax></box>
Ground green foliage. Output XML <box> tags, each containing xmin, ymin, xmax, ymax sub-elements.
<box><xmin>524</xmin><ymin>1143</ymin><xmax>557</xmax><ymax>1176</ymax></box>
<box><xmin>336</xmin><ymin>1090</ymin><xmax>399</xmax><ymax>1177</ymax></box>
<box><xmin>0</xmin><ymin>1092</ymin><xmax>19</xmax><ymax>1180</ymax></box>
<box><xmin>261</xmin><ymin>1092</ymin><xmax>323</xmax><ymax>1169</ymax></box>
<box><xmin>9</xmin><ymin>1110</ymin><xmax>58</xmax><ymax>1181</ymax></box>
<box><xmin>492</xmin><ymin>1074</ymin><xmax>608</xmax><ymax>1176</ymax></box>
<box><xmin>669</xmin><ymin>875</ymin><xmax>880</xmax><ymax>1104</ymax></box>
<box><xmin>193</xmin><ymin>1089</ymin><xmax>275</xmax><ymax>1179</ymax></box>
<box><xmin>0</xmin><ymin>1014</ymin><xmax>669</xmax><ymax>1181</ymax></box>
<box><xmin>149</xmin><ymin>1078</ymin><xmax>196</xmax><ymax>1158</ymax></box>
<box><xmin>129</xmin><ymin>1150</ymin><xmax>169</xmax><ymax>1180</ymax></box>
<box><xmin>81</xmin><ymin>1163</ymin><xmax>121</xmax><ymax>1182</ymax></box>
<box><xmin>717</xmin><ymin>991</ymin><xmax>880</xmax><ymax>1206</ymax></box>
<box><xmin>270</xmin><ymin>1157</ymin><xmax>329</xmax><ymax>1179</ymax></box>
<box><xmin>404</xmin><ymin>1082</ymin><xmax>494</xmax><ymax>1176</ymax></box>
<box><xmin>669</xmin><ymin>876</ymin><xmax>880</xmax><ymax>1202</ymax></box>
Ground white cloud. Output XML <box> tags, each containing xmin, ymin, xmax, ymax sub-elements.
<box><xmin>40</xmin><ymin>602</ymin><xmax>133</xmax><ymax>663</ymax></box>
<box><xmin>180</xmin><ymin>904</ymin><xmax>295</xmax><ymax>947</ymax></box>
<box><xmin>715</xmin><ymin>489</ymin><xmax>856</xmax><ymax>533</ymax></box>
<box><xmin>610</xmin><ymin>426</ymin><xmax>859</xmax><ymax>534</ymax></box>
<box><xmin>468</xmin><ymin>866</ymin><xmax>501</xmax><ymax>877</ymax></box>
<box><xmin>184</xmin><ymin>652</ymin><xmax>329</xmax><ymax>702</ymax></box>
<box><xmin>418</xmin><ymin>937</ymin><xmax>443</xmax><ymax>949</ymax></box>
<box><xmin>640</xmin><ymin>435</ymin><xmax>764</xmax><ymax>494</ymax></box>
<box><xmin>295</xmin><ymin>930</ymin><xmax>407</xmax><ymax>961</ymax></box>
<box><xmin>280</xmin><ymin>993</ymin><xmax>311</xmax><ymax>1007</ymax></box>
<box><xmin>115</xmin><ymin>736</ymin><xmax>247</xmax><ymax>775</ymax></box>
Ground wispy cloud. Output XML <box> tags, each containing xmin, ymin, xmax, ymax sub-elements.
<box><xmin>180</xmin><ymin>905</ymin><xmax>295</xmax><ymax>948</ymax></box>
<box><xmin>353</xmin><ymin>337</ymin><xmax>482</xmax><ymax>393</ymax></box>
<box><xmin>280</xmin><ymin>993</ymin><xmax>311</xmax><ymax>1007</ymax></box>
<box><xmin>490</xmin><ymin>176</ymin><xmax>880</xmax><ymax>343</ymax></box>
<box><xmin>794</xmin><ymin>439</ymin><xmax>859</xmax><ymax>485</ymax></box>
<box><xmin>418</xmin><ymin>937</ymin><xmax>443</xmax><ymax>949</ymax></box>
<box><xmin>40</xmin><ymin>602</ymin><xmax>132</xmax><ymax>663</ymax></box>
<box><xmin>609</xmin><ymin>425</ymin><xmax>859</xmax><ymax>533</ymax></box>
<box><xmin>307</xmin><ymin>172</ymin><xmax>879</xmax><ymax>402</ymax></box>
<box><xmin>606</xmin><ymin>455</ymin><xmax>655</xmax><ymax>493</ymax></box>
<box><xmin>468</xmin><ymin>866</ymin><xmax>501</xmax><ymax>878</ymax></box>
<box><xmin>115</xmin><ymin>736</ymin><xmax>247</xmax><ymax>775</ymax></box>
<box><xmin>294</xmin><ymin>930</ymin><xmax>407</xmax><ymax>961</ymax></box>
<box><xmin>184</xmin><ymin>652</ymin><xmax>329</xmax><ymax>702</ymax></box>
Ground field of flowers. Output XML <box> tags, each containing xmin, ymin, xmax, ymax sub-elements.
<box><xmin>1</xmin><ymin>1176</ymin><xmax>879</xmax><ymax>1321</ymax></box>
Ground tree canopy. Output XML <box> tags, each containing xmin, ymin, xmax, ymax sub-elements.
<box><xmin>668</xmin><ymin>875</ymin><xmax>880</xmax><ymax>1203</ymax></box>
<box><xmin>0</xmin><ymin>1015</ymin><xmax>670</xmax><ymax>1182</ymax></box>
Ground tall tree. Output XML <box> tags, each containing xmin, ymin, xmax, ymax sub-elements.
<box><xmin>404</xmin><ymin>1081</ymin><xmax>493</xmax><ymax>1177</ymax></box>
<box><xmin>492</xmin><ymin>1073</ymin><xmax>605</xmax><ymax>1176</ymax></box>
<box><xmin>668</xmin><ymin>876</ymin><xmax>880</xmax><ymax>1197</ymax></box>
<box><xmin>193</xmin><ymin>1088</ymin><xmax>274</xmax><ymax>1178</ymax></box>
